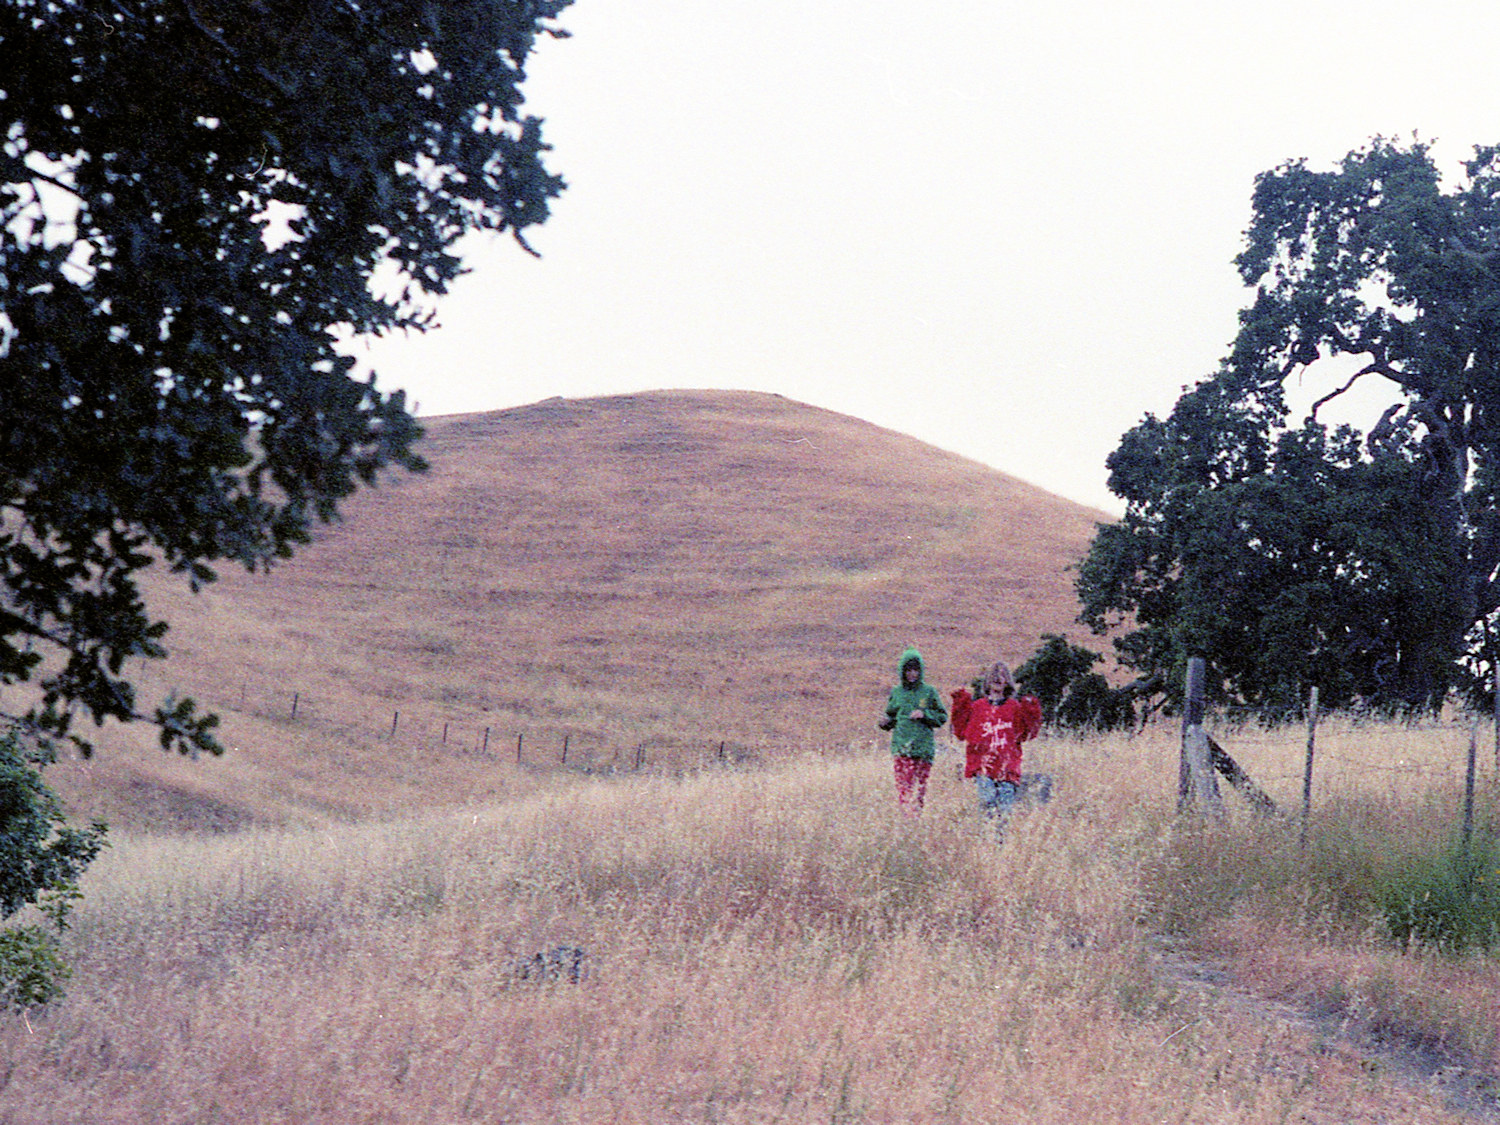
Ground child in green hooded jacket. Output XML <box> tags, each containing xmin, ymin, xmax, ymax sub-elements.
<box><xmin>878</xmin><ymin>647</ymin><xmax>948</xmax><ymax>814</ymax></box>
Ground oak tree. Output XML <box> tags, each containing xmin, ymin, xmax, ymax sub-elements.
<box><xmin>1</xmin><ymin>0</ymin><xmax>570</xmax><ymax>755</ymax></box>
<box><xmin>1079</xmin><ymin>138</ymin><xmax>1500</xmax><ymax>713</ymax></box>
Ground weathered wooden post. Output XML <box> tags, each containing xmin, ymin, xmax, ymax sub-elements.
<box><xmin>516</xmin><ymin>732</ymin><xmax>523</xmax><ymax>764</ymax></box>
<box><xmin>562</xmin><ymin>734</ymin><xmax>569</xmax><ymax>765</ymax></box>
<box><xmin>1180</xmin><ymin>657</ymin><xmax>1222</xmax><ymax>816</ymax></box>
<box><xmin>390</xmin><ymin>710</ymin><xmax>399</xmax><ymax>738</ymax></box>
<box><xmin>291</xmin><ymin>691</ymin><xmax>299</xmax><ymax>719</ymax></box>
<box><xmin>1300</xmin><ymin>686</ymin><xmax>1319</xmax><ymax>850</ymax></box>
<box><xmin>1464</xmin><ymin>721</ymin><xmax>1479</xmax><ymax>853</ymax></box>
<box><xmin>1177</xmin><ymin>661</ymin><xmax>1196</xmax><ymax>811</ymax></box>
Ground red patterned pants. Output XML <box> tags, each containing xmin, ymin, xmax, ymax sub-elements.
<box><xmin>893</xmin><ymin>755</ymin><xmax>932</xmax><ymax>815</ymax></box>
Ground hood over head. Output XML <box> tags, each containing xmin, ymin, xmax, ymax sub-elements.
<box><xmin>898</xmin><ymin>646</ymin><xmax>925</xmax><ymax>684</ymax></box>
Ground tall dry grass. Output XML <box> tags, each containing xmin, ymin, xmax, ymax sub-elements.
<box><xmin>1</xmin><ymin>721</ymin><xmax>1491</xmax><ymax>1123</ymax></box>
<box><xmin>1142</xmin><ymin>715</ymin><xmax>1500</xmax><ymax>1081</ymax></box>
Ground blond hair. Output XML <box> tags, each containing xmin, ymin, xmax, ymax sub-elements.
<box><xmin>981</xmin><ymin>661</ymin><xmax>1014</xmax><ymax>696</ymax></box>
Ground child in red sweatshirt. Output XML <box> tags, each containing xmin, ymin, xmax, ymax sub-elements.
<box><xmin>949</xmin><ymin>660</ymin><xmax>1042</xmax><ymax>827</ymax></box>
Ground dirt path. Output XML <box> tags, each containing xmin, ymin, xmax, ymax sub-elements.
<box><xmin>1149</xmin><ymin>938</ymin><xmax>1500</xmax><ymax>1122</ymax></box>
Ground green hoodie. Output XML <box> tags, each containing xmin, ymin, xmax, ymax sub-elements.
<box><xmin>883</xmin><ymin>647</ymin><xmax>948</xmax><ymax>760</ymax></box>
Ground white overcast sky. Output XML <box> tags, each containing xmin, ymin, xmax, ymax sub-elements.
<box><xmin>353</xmin><ymin>0</ymin><xmax>1500</xmax><ymax>515</ymax></box>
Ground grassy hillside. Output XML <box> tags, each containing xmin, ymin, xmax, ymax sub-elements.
<box><xmin>49</xmin><ymin>389</ymin><xmax>1110</xmax><ymax>830</ymax></box>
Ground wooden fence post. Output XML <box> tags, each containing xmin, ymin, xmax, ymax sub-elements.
<box><xmin>516</xmin><ymin>732</ymin><xmax>523</xmax><ymax>764</ymax></box>
<box><xmin>291</xmin><ymin>692</ymin><xmax>299</xmax><ymax>719</ymax></box>
<box><xmin>1180</xmin><ymin>657</ymin><xmax>1222</xmax><ymax>817</ymax></box>
<box><xmin>391</xmin><ymin>710</ymin><xmax>399</xmax><ymax>738</ymax></box>
<box><xmin>1464</xmin><ymin>721</ymin><xmax>1479</xmax><ymax>854</ymax></box>
<box><xmin>562</xmin><ymin>734</ymin><xmax>569</xmax><ymax>765</ymax></box>
<box><xmin>1177</xmin><ymin>663</ymin><xmax>1194</xmax><ymax>811</ymax></box>
<box><xmin>1301</xmin><ymin>686</ymin><xmax>1319</xmax><ymax>850</ymax></box>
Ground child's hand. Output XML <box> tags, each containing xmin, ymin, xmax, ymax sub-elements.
<box><xmin>909</xmin><ymin>708</ymin><xmax>925</xmax><ymax>721</ymax></box>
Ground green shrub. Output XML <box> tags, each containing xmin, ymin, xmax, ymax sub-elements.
<box><xmin>0</xmin><ymin>731</ymin><xmax>107</xmax><ymax>1007</ymax></box>
<box><xmin>1381</xmin><ymin>830</ymin><xmax>1500</xmax><ymax>954</ymax></box>
<box><xmin>1015</xmin><ymin>634</ymin><xmax>1136</xmax><ymax>732</ymax></box>
<box><xmin>0</xmin><ymin>925</ymin><xmax>71</xmax><ymax>1009</ymax></box>
<box><xmin>1140</xmin><ymin>793</ymin><xmax>1500</xmax><ymax>958</ymax></box>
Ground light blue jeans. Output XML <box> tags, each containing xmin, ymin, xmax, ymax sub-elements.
<box><xmin>976</xmin><ymin>777</ymin><xmax>1019</xmax><ymax>819</ymax></box>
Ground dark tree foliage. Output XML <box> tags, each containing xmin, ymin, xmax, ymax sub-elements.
<box><xmin>1014</xmin><ymin>634</ymin><xmax>1135</xmax><ymax>731</ymax></box>
<box><xmin>1079</xmin><ymin>138</ymin><xmax>1500</xmax><ymax>714</ymax></box>
<box><xmin>0</xmin><ymin>733</ymin><xmax>104</xmax><ymax>923</ymax></box>
<box><xmin>0</xmin><ymin>730</ymin><xmax>105</xmax><ymax>1006</ymax></box>
<box><xmin>0</xmin><ymin>0</ymin><xmax>570</xmax><ymax>755</ymax></box>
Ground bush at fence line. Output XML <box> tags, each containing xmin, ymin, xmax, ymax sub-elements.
<box><xmin>1141</xmin><ymin>786</ymin><xmax>1500</xmax><ymax>957</ymax></box>
<box><xmin>1014</xmin><ymin>634</ymin><xmax>1136</xmax><ymax>732</ymax></box>
<box><xmin>1382</xmin><ymin>828</ymin><xmax>1500</xmax><ymax>954</ymax></box>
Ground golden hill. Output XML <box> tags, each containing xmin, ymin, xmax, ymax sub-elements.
<box><xmin>50</xmin><ymin>389</ymin><xmax>1112</xmax><ymax>830</ymax></box>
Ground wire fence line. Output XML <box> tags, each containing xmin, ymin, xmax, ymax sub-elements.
<box><xmin>1179</xmin><ymin>664</ymin><xmax>1500</xmax><ymax>849</ymax></box>
<box><xmin>1236</xmin><ymin>760</ymin><xmax>1478</xmax><ymax>784</ymax></box>
<box><xmin>14</xmin><ymin>661</ymin><xmax>1500</xmax><ymax>788</ymax></box>
<box><xmin>1211</xmin><ymin>719</ymin><xmax>1500</xmax><ymax>781</ymax></box>
<box><xmin>146</xmin><ymin>676</ymin><xmax>844</xmax><ymax>774</ymax></box>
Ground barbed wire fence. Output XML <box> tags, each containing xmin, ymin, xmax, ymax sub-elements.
<box><xmin>13</xmin><ymin>657</ymin><xmax>1500</xmax><ymax>801</ymax></box>
<box><xmin>133</xmin><ymin>673</ymin><xmax>860</xmax><ymax>775</ymax></box>
<box><xmin>1178</xmin><ymin>657</ymin><xmax>1500</xmax><ymax>851</ymax></box>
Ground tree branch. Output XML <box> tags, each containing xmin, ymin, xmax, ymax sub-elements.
<box><xmin>1445</xmin><ymin>231</ymin><xmax>1500</xmax><ymax>277</ymax></box>
<box><xmin>1117</xmin><ymin>671</ymin><xmax>1163</xmax><ymax>699</ymax></box>
<box><xmin>173</xmin><ymin>0</ymin><xmax>297</xmax><ymax>100</ymax></box>
<box><xmin>1309</xmin><ymin>364</ymin><xmax>1381</xmax><ymax>419</ymax></box>
<box><xmin>0</xmin><ymin>157</ymin><xmax>87</xmax><ymax>208</ymax></box>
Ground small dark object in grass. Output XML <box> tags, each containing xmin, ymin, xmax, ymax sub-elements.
<box><xmin>514</xmin><ymin>945</ymin><xmax>587</xmax><ymax>984</ymax></box>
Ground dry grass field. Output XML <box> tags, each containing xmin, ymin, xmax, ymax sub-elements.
<box><xmin>9</xmin><ymin>720</ymin><xmax>1500</xmax><ymax>1122</ymax></box>
<box><xmin>12</xmin><ymin>390</ymin><xmax>1500</xmax><ymax>1121</ymax></box>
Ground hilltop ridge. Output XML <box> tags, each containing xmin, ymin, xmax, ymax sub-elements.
<box><xmin>52</xmin><ymin>390</ymin><xmax>1112</xmax><ymax>829</ymax></box>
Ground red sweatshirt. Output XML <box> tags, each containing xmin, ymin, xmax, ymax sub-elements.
<box><xmin>949</xmin><ymin>688</ymin><xmax>1042</xmax><ymax>784</ymax></box>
